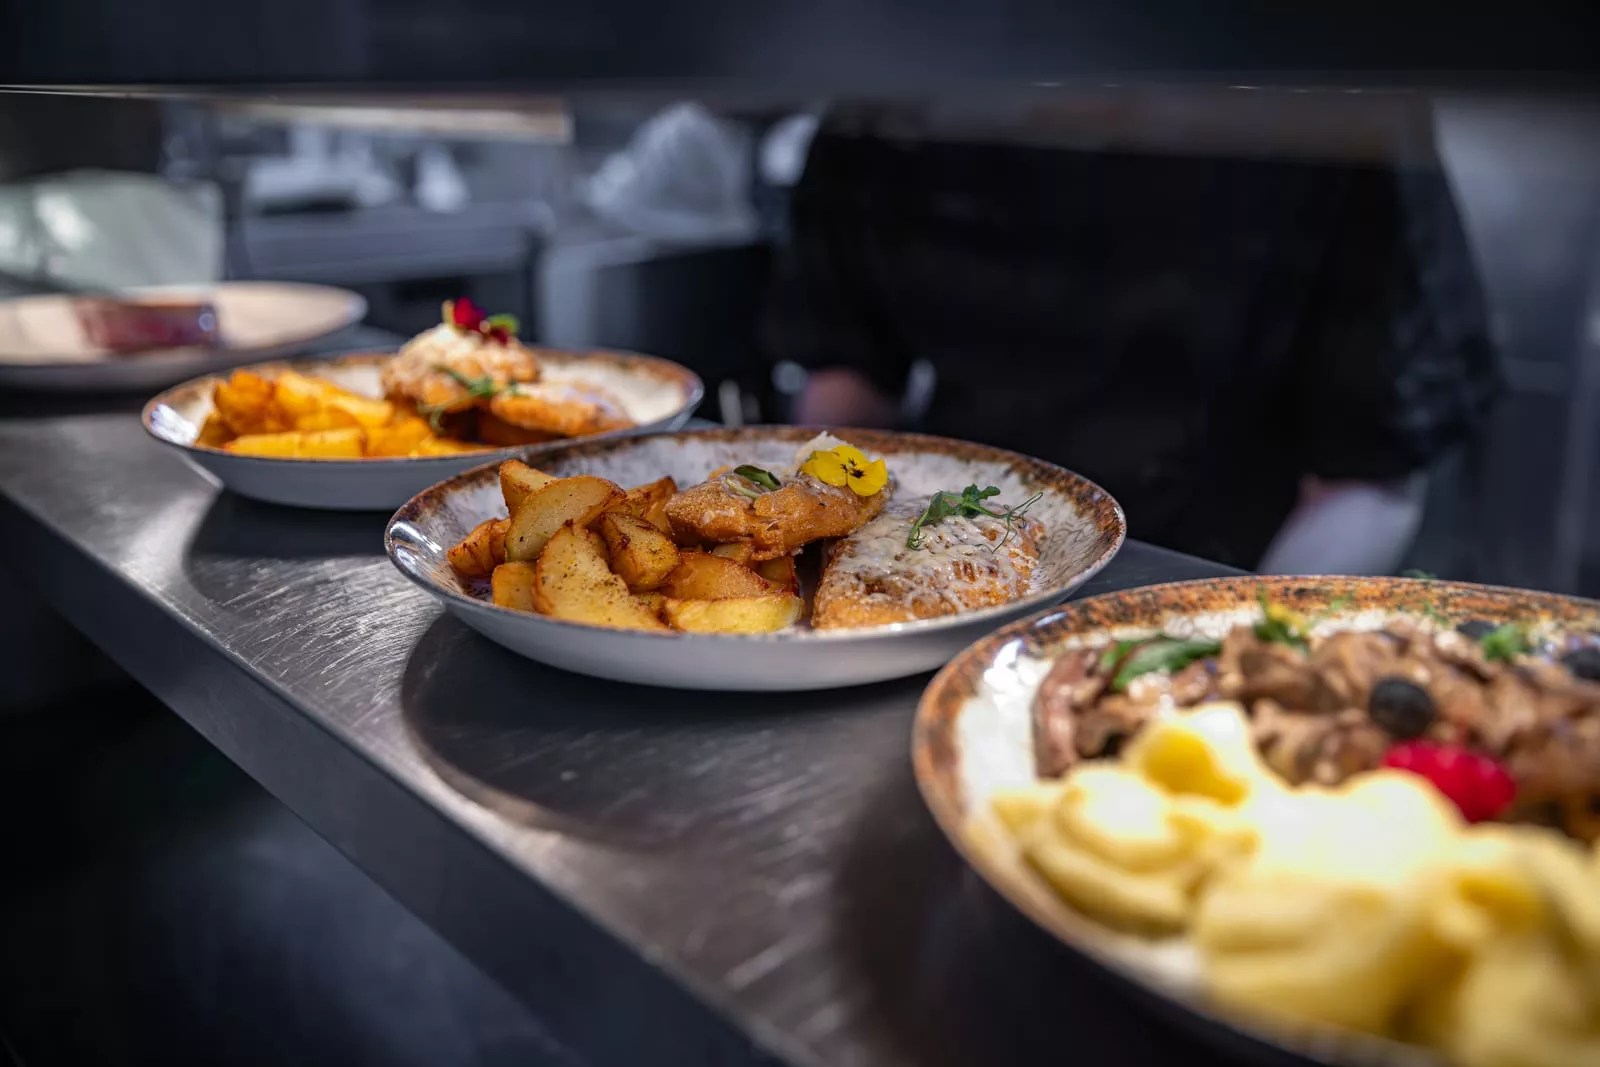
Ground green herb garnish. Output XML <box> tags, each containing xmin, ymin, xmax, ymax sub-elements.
<box><xmin>1250</xmin><ymin>588</ymin><xmax>1348</xmax><ymax>651</ymax></box>
<box><xmin>484</xmin><ymin>313</ymin><xmax>520</xmax><ymax>335</ymax></box>
<box><xmin>418</xmin><ymin>366</ymin><xmax>508</xmax><ymax>431</ymax></box>
<box><xmin>1480</xmin><ymin>622</ymin><xmax>1531</xmax><ymax>663</ymax></box>
<box><xmin>1098</xmin><ymin>638</ymin><xmax>1144</xmax><ymax>673</ymax></box>
<box><xmin>1401</xmin><ymin>569</ymin><xmax>1437</xmax><ymax>580</ymax></box>
<box><xmin>1111</xmin><ymin>637</ymin><xmax>1223</xmax><ymax>693</ymax></box>
<box><xmin>906</xmin><ymin>485</ymin><xmax>1043</xmax><ymax>552</ymax></box>
<box><xmin>733</xmin><ymin>465</ymin><xmax>780</xmax><ymax>491</ymax></box>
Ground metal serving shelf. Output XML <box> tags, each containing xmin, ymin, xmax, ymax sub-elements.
<box><xmin>0</xmin><ymin>411</ymin><xmax>1242</xmax><ymax>1067</ymax></box>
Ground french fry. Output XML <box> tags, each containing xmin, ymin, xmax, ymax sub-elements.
<box><xmin>291</xmin><ymin>407</ymin><xmax>361</xmax><ymax>433</ymax></box>
<box><xmin>661</xmin><ymin>594</ymin><xmax>803</xmax><ymax>634</ymax></box>
<box><xmin>448</xmin><ymin>518</ymin><xmax>510</xmax><ymax>579</ymax></box>
<box><xmin>490</xmin><ymin>561</ymin><xmax>540</xmax><ymax>612</ymax></box>
<box><xmin>505</xmin><ymin>476</ymin><xmax>624</xmax><ymax>562</ymax></box>
<box><xmin>596</xmin><ymin>513</ymin><xmax>680</xmax><ymax>592</ymax></box>
<box><xmin>364</xmin><ymin>416</ymin><xmax>434</xmax><ymax>458</ymax></box>
<box><xmin>213</xmin><ymin>370</ymin><xmax>286</xmax><ymax>435</ymax></box>
<box><xmin>274</xmin><ymin>371</ymin><xmax>395</xmax><ymax>427</ymax></box>
<box><xmin>530</xmin><ymin>523</ymin><xmax>669</xmax><ymax>630</ymax></box>
<box><xmin>499</xmin><ymin>460</ymin><xmax>559</xmax><ymax>513</ymax></box>
<box><xmin>223</xmin><ymin>428</ymin><xmax>365</xmax><ymax>459</ymax></box>
<box><xmin>410</xmin><ymin>437</ymin><xmax>491</xmax><ymax>457</ymax></box>
<box><xmin>194</xmin><ymin>412</ymin><xmax>235</xmax><ymax>448</ymax></box>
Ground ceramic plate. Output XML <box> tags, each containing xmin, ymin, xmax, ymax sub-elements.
<box><xmin>0</xmin><ymin>282</ymin><xmax>366</xmax><ymax>391</ymax></box>
<box><xmin>914</xmin><ymin>575</ymin><xmax>1600</xmax><ymax>1067</ymax></box>
<box><xmin>144</xmin><ymin>350</ymin><xmax>704</xmax><ymax>511</ymax></box>
<box><xmin>385</xmin><ymin>427</ymin><xmax>1126</xmax><ymax>691</ymax></box>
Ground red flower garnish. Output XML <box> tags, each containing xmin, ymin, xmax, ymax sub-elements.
<box><xmin>1381</xmin><ymin>742</ymin><xmax>1516</xmax><ymax>823</ymax></box>
<box><xmin>442</xmin><ymin>299</ymin><xmax>518</xmax><ymax>345</ymax></box>
<box><xmin>445</xmin><ymin>297</ymin><xmax>487</xmax><ymax>333</ymax></box>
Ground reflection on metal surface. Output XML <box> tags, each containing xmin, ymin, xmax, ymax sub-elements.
<box><xmin>0</xmin><ymin>410</ymin><xmax>1239</xmax><ymax>1067</ymax></box>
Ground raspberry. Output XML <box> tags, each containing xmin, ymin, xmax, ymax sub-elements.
<box><xmin>1380</xmin><ymin>742</ymin><xmax>1516</xmax><ymax>823</ymax></box>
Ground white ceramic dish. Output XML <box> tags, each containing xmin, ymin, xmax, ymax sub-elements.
<box><xmin>385</xmin><ymin>426</ymin><xmax>1126</xmax><ymax>691</ymax></box>
<box><xmin>143</xmin><ymin>350</ymin><xmax>704</xmax><ymax>511</ymax></box>
<box><xmin>0</xmin><ymin>282</ymin><xmax>366</xmax><ymax>391</ymax></box>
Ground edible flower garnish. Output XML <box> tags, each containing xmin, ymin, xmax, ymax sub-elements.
<box><xmin>418</xmin><ymin>367</ymin><xmax>508</xmax><ymax>431</ymax></box>
<box><xmin>722</xmin><ymin>465</ymin><xmax>781</xmax><ymax>499</ymax></box>
<box><xmin>800</xmin><ymin>444</ymin><xmax>889</xmax><ymax>498</ymax></box>
<box><xmin>905</xmin><ymin>484</ymin><xmax>1042</xmax><ymax>552</ymax></box>
<box><xmin>442</xmin><ymin>298</ymin><xmax>520</xmax><ymax>345</ymax></box>
<box><xmin>1253</xmin><ymin>588</ymin><xmax>1351</xmax><ymax>652</ymax></box>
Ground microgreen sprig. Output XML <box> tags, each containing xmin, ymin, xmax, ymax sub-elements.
<box><xmin>906</xmin><ymin>484</ymin><xmax>1042</xmax><ymax>552</ymax></box>
<box><xmin>722</xmin><ymin>465</ymin><xmax>782</xmax><ymax>499</ymax></box>
<box><xmin>418</xmin><ymin>366</ymin><xmax>508</xmax><ymax>431</ymax></box>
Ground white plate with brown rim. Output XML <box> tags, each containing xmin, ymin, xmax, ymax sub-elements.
<box><xmin>143</xmin><ymin>349</ymin><xmax>704</xmax><ymax>510</ymax></box>
<box><xmin>384</xmin><ymin>426</ymin><xmax>1126</xmax><ymax>691</ymax></box>
<box><xmin>913</xmin><ymin>575</ymin><xmax>1600</xmax><ymax>1067</ymax></box>
<box><xmin>0</xmin><ymin>282</ymin><xmax>366</xmax><ymax>391</ymax></box>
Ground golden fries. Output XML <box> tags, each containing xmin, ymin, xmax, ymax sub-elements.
<box><xmin>445</xmin><ymin>462</ymin><xmax>809</xmax><ymax>635</ymax></box>
<box><xmin>202</xmin><ymin>368</ymin><xmax>485</xmax><ymax>459</ymax></box>
<box><xmin>225</xmin><ymin>428</ymin><xmax>365</xmax><ymax>459</ymax></box>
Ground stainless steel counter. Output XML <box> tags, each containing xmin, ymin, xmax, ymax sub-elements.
<box><xmin>0</xmin><ymin>412</ymin><xmax>1242</xmax><ymax>1067</ymax></box>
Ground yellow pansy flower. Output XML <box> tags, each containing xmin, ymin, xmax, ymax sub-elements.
<box><xmin>800</xmin><ymin>444</ymin><xmax>889</xmax><ymax>497</ymax></box>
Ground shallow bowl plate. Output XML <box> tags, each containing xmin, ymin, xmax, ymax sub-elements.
<box><xmin>914</xmin><ymin>575</ymin><xmax>1600</xmax><ymax>1067</ymax></box>
<box><xmin>385</xmin><ymin>426</ymin><xmax>1126</xmax><ymax>691</ymax></box>
<box><xmin>0</xmin><ymin>281</ymin><xmax>366</xmax><ymax>391</ymax></box>
<box><xmin>143</xmin><ymin>350</ymin><xmax>704</xmax><ymax>511</ymax></box>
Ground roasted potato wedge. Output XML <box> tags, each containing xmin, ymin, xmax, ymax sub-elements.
<box><xmin>597</xmin><ymin>513</ymin><xmax>680</xmax><ymax>592</ymax></box>
<box><xmin>364</xmin><ymin>416</ymin><xmax>435</xmax><ymax>458</ymax></box>
<box><xmin>505</xmin><ymin>475</ymin><xmax>625</xmax><ymax>562</ymax></box>
<box><xmin>448</xmin><ymin>518</ymin><xmax>509</xmax><ymax>579</ymax></box>
<box><xmin>604</xmin><ymin>476</ymin><xmax>677</xmax><ymax>535</ymax></box>
<box><xmin>499</xmin><ymin>460</ymin><xmax>559</xmax><ymax>513</ymax></box>
<box><xmin>223</xmin><ymin>428</ymin><xmax>365</xmax><ymax>459</ymax></box>
<box><xmin>755</xmin><ymin>555</ymin><xmax>799</xmax><ymax>592</ymax></box>
<box><xmin>710</xmin><ymin>542</ymin><xmax>756</xmax><ymax>565</ymax></box>
<box><xmin>661</xmin><ymin>594</ymin><xmax>804</xmax><ymax>634</ymax></box>
<box><xmin>657</xmin><ymin>552</ymin><xmax>777</xmax><ymax>600</ymax></box>
<box><xmin>634</xmin><ymin>591</ymin><xmax>667</xmax><ymax>620</ymax></box>
<box><xmin>530</xmin><ymin>523</ymin><xmax>668</xmax><ymax>630</ymax></box>
<box><xmin>490</xmin><ymin>561</ymin><xmax>540</xmax><ymax>612</ymax></box>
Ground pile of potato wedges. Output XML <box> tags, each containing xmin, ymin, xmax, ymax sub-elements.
<box><xmin>447</xmin><ymin>460</ymin><xmax>804</xmax><ymax>634</ymax></box>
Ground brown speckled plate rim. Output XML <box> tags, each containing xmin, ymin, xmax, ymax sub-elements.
<box><xmin>140</xmin><ymin>348</ymin><xmax>706</xmax><ymax>467</ymax></box>
<box><xmin>913</xmin><ymin>575</ymin><xmax>1600</xmax><ymax>1067</ymax></box>
<box><xmin>383</xmin><ymin>425</ymin><xmax>1128</xmax><ymax>643</ymax></box>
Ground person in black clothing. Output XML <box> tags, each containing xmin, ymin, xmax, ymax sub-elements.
<box><xmin>764</xmin><ymin>93</ymin><xmax>1500</xmax><ymax>572</ymax></box>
